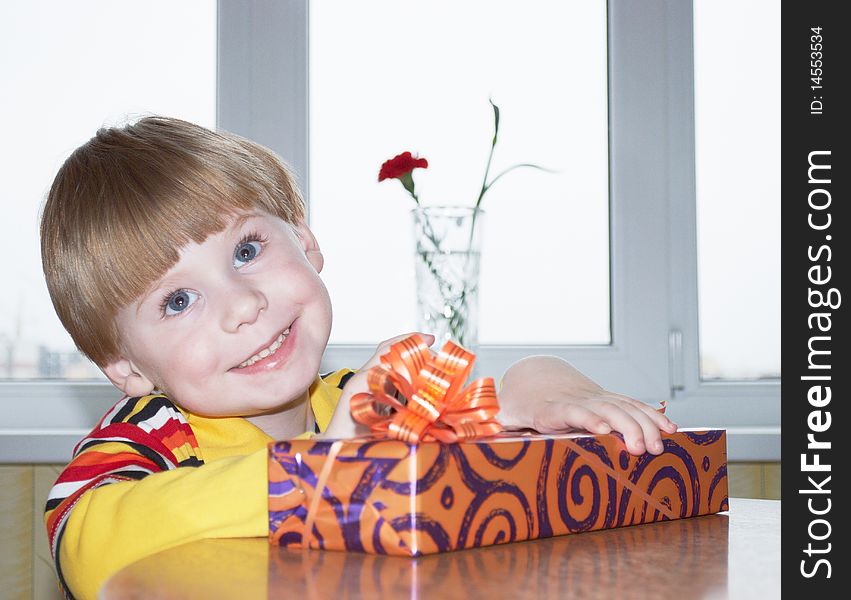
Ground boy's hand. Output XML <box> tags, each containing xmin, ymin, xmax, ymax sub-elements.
<box><xmin>498</xmin><ymin>356</ymin><xmax>677</xmax><ymax>456</ymax></box>
<box><xmin>317</xmin><ymin>332</ymin><xmax>436</xmax><ymax>439</ymax></box>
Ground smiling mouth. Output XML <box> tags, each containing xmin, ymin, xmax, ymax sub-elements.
<box><xmin>236</xmin><ymin>327</ymin><xmax>291</xmax><ymax>369</ymax></box>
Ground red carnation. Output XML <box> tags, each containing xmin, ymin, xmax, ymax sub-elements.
<box><xmin>378</xmin><ymin>152</ymin><xmax>428</xmax><ymax>181</ymax></box>
<box><xmin>378</xmin><ymin>151</ymin><xmax>428</xmax><ymax>203</ymax></box>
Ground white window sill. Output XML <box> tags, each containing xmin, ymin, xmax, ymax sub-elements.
<box><xmin>0</xmin><ymin>379</ymin><xmax>781</xmax><ymax>463</ymax></box>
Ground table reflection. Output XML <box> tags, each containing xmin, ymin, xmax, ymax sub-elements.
<box><xmin>103</xmin><ymin>500</ymin><xmax>783</xmax><ymax>600</ymax></box>
<box><xmin>268</xmin><ymin>514</ymin><xmax>729</xmax><ymax>599</ymax></box>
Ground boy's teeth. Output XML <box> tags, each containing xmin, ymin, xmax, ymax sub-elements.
<box><xmin>238</xmin><ymin>328</ymin><xmax>290</xmax><ymax>368</ymax></box>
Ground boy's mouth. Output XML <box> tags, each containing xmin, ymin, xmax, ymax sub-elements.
<box><xmin>236</xmin><ymin>326</ymin><xmax>292</xmax><ymax>369</ymax></box>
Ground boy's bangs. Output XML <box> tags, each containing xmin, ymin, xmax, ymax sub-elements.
<box><xmin>89</xmin><ymin>179</ymin><xmax>266</xmax><ymax>314</ymax></box>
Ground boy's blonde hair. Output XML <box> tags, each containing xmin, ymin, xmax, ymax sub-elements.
<box><xmin>41</xmin><ymin>116</ymin><xmax>306</xmax><ymax>367</ymax></box>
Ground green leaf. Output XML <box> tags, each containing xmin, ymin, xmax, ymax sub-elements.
<box><xmin>399</xmin><ymin>172</ymin><xmax>419</xmax><ymax>202</ymax></box>
<box><xmin>484</xmin><ymin>163</ymin><xmax>557</xmax><ymax>195</ymax></box>
<box><xmin>477</xmin><ymin>99</ymin><xmax>502</xmax><ymax>209</ymax></box>
<box><xmin>489</xmin><ymin>98</ymin><xmax>500</xmax><ymax>145</ymax></box>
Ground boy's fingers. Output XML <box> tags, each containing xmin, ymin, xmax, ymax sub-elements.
<box><xmin>640</xmin><ymin>402</ymin><xmax>678</xmax><ymax>434</ymax></box>
<box><xmin>619</xmin><ymin>403</ymin><xmax>665</xmax><ymax>455</ymax></box>
<box><xmin>415</xmin><ymin>332</ymin><xmax>436</xmax><ymax>346</ymax></box>
<box><xmin>611</xmin><ymin>392</ymin><xmax>678</xmax><ymax>433</ymax></box>
<box><xmin>590</xmin><ymin>403</ymin><xmax>646</xmax><ymax>455</ymax></box>
<box><xmin>644</xmin><ymin>405</ymin><xmax>678</xmax><ymax>433</ymax></box>
<box><xmin>363</xmin><ymin>332</ymin><xmax>437</xmax><ymax>370</ymax></box>
<box><xmin>534</xmin><ymin>403</ymin><xmax>610</xmax><ymax>435</ymax></box>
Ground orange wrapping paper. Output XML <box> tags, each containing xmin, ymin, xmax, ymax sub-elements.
<box><xmin>268</xmin><ymin>429</ymin><xmax>728</xmax><ymax>555</ymax></box>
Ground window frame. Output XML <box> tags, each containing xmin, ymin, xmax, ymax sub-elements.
<box><xmin>661</xmin><ymin>0</ymin><xmax>780</xmax><ymax>460</ymax></box>
<box><xmin>0</xmin><ymin>0</ymin><xmax>779</xmax><ymax>463</ymax></box>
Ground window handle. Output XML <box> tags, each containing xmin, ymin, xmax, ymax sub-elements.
<box><xmin>668</xmin><ymin>329</ymin><xmax>685</xmax><ymax>394</ymax></box>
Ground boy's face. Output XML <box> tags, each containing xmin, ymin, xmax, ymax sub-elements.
<box><xmin>104</xmin><ymin>210</ymin><xmax>332</xmax><ymax>417</ymax></box>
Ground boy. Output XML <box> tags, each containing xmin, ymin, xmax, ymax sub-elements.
<box><xmin>41</xmin><ymin>117</ymin><xmax>676</xmax><ymax>600</ymax></box>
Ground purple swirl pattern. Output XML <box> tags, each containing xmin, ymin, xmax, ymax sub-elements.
<box><xmin>269</xmin><ymin>430</ymin><xmax>728</xmax><ymax>556</ymax></box>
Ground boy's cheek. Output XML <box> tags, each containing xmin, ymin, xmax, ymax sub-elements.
<box><xmin>178</xmin><ymin>344</ymin><xmax>224</xmax><ymax>375</ymax></box>
<box><xmin>144</xmin><ymin>341</ymin><xmax>222</xmax><ymax>395</ymax></box>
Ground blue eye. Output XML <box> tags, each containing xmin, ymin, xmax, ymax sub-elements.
<box><xmin>234</xmin><ymin>240</ymin><xmax>262</xmax><ymax>267</ymax></box>
<box><xmin>162</xmin><ymin>290</ymin><xmax>198</xmax><ymax>316</ymax></box>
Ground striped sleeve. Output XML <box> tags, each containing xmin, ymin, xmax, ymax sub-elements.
<box><xmin>44</xmin><ymin>394</ymin><xmax>202</xmax><ymax>599</ymax></box>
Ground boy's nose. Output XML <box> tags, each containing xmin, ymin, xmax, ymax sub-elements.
<box><xmin>222</xmin><ymin>285</ymin><xmax>268</xmax><ymax>332</ymax></box>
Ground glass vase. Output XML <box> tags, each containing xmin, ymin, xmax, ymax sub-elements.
<box><xmin>411</xmin><ymin>207</ymin><xmax>485</xmax><ymax>351</ymax></box>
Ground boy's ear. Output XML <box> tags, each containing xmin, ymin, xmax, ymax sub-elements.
<box><xmin>102</xmin><ymin>357</ymin><xmax>156</xmax><ymax>398</ymax></box>
<box><xmin>292</xmin><ymin>220</ymin><xmax>324</xmax><ymax>273</ymax></box>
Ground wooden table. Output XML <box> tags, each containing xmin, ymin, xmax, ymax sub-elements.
<box><xmin>101</xmin><ymin>498</ymin><xmax>779</xmax><ymax>599</ymax></box>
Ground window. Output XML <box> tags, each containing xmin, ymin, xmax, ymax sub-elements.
<box><xmin>3</xmin><ymin>1</ymin><xmax>779</xmax><ymax>461</ymax></box>
<box><xmin>309</xmin><ymin>0</ymin><xmax>611</xmax><ymax>346</ymax></box>
<box><xmin>0</xmin><ymin>0</ymin><xmax>217</xmax><ymax>381</ymax></box>
<box><xmin>693</xmin><ymin>0</ymin><xmax>780</xmax><ymax>381</ymax></box>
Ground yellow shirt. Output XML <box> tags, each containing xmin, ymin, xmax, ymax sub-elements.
<box><xmin>44</xmin><ymin>371</ymin><xmax>350</xmax><ymax>600</ymax></box>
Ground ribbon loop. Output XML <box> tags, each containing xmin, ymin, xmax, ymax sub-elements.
<box><xmin>350</xmin><ymin>334</ymin><xmax>502</xmax><ymax>443</ymax></box>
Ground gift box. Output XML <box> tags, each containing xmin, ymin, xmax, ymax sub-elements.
<box><xmin>268</xmin><ymin>428</ymin><xmax>728</xmax><ymax>556</ymax></box>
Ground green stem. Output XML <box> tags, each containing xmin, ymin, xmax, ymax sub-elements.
<box><xmin>458</xmin><ymin>100</ymin><xmax>500</xmax><ymax>305</ymax></box>
<box><xmin>474</xmin><ymin>99</ymin><xmax>500</xmax><ymax>211</ymax></box>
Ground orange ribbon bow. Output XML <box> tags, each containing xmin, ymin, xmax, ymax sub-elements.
<box><xmin>349</xmin><ymin>334</ymin><xmax>503</xmax><ymax>443</ymax></box>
